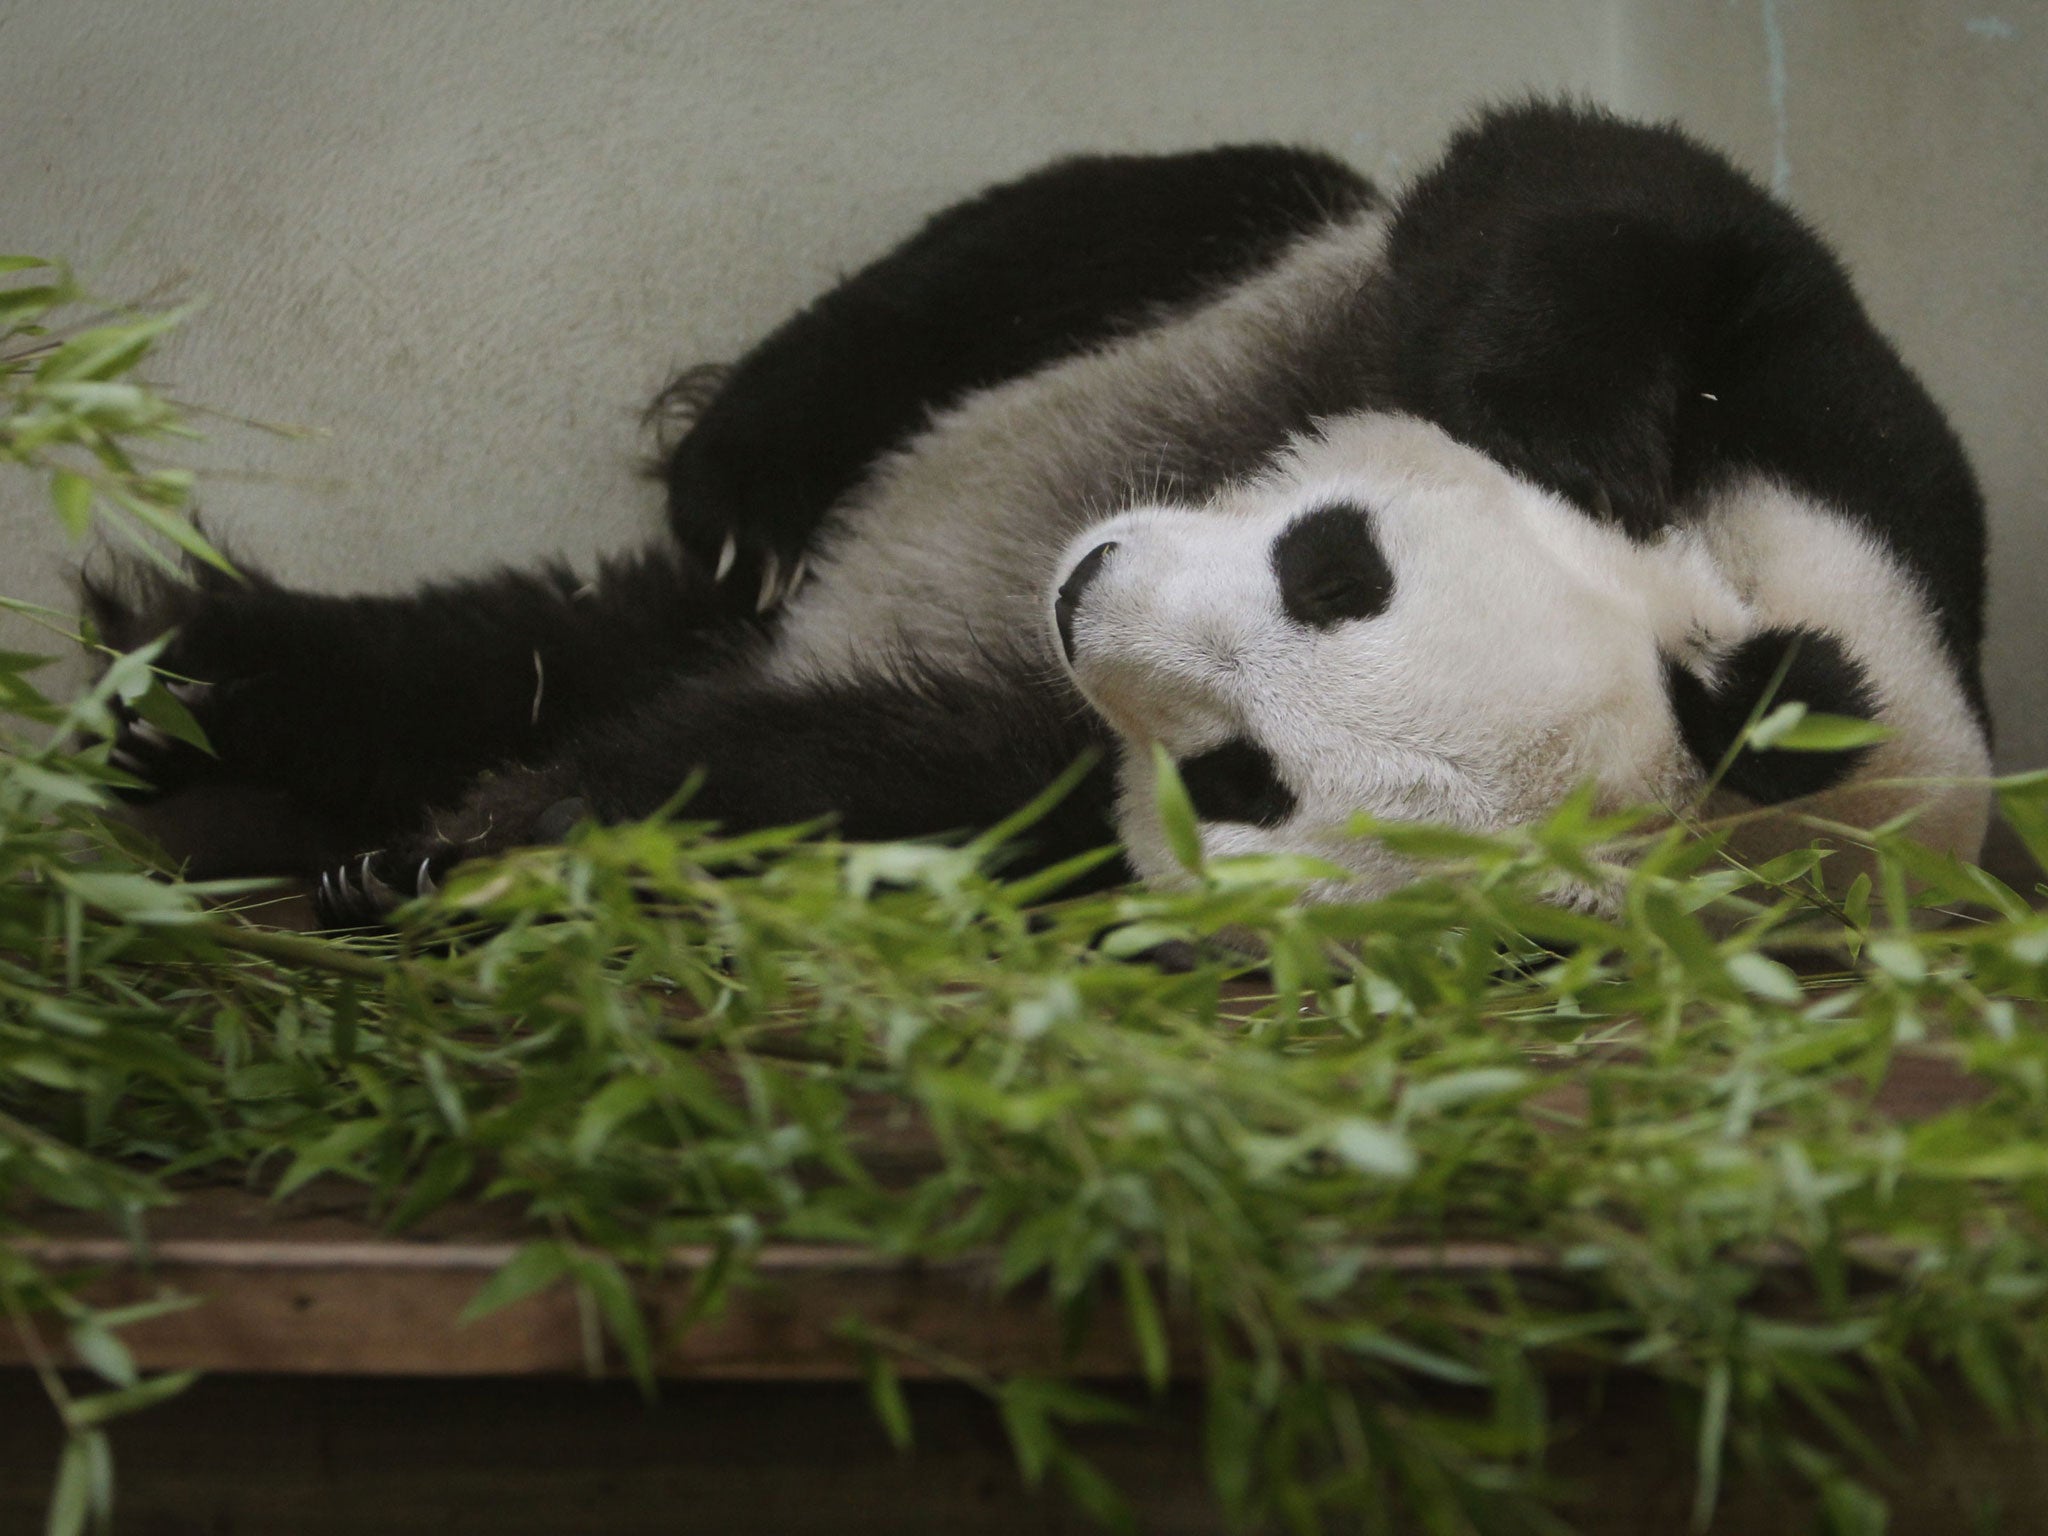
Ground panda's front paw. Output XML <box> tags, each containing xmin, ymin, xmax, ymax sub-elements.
<box><xmin>315</xmin><ymin>843</ymin><xmax>452</xmax><ymax>925</ymax></box>
<box><xmin>311</xmin><ymin>771</ymin><xmax>590</xmax><ymax>928</ymax></box>
<box><xmin>659</xmin><ymin>399</ymin><xmax>819</xmax><ymax>619</ymax></box>
<box><xmin>684</xmin><ymin>524</ymin><xmax>812</xmax><ymax>617</ymax></box>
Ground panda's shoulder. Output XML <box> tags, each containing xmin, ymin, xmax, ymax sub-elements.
<box><xmin>1376</xmin><ymin>101</ymin><xmax>1983</xmax><ymax>680</ymax></box>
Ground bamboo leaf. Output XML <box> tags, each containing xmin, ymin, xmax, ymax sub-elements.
<box><xmin>1050</xmin><ymin>1445</ymin><xmax>1136</xmax><ymax>1535</ymax></box>
<box><xmin>459</xmin><ymin>1242</ymin><xmax>572</xmax><ymax>1325</ymax></box>
<box><xmin>49</xmin><ymin>469</ymin><xmax>93</xmax><ymax>537</ymax></box>
<box><xmin>0</xmin><ymin>283</ymin><xmax>63</xmax><ymax>320</ymax></box>
<box><xmin>571</xmin><ymin>1076</ymin><xmax>656</xmax><ymax>1163</ymax></box>
<box><xmin>128</xmin><ymin>678</ymin><xmax>213</xmax><ymax>753</ymax></box>
<box><xmin>859</xmin><ymin>1339</ymin><xmax>914</xmax><ymax>1452</ymax></box>
<box><xmin>1692</xmin><ymin>1356</ymin><xmax>1731</xmax><ymax>1531</ymax></box>
<box><xmin>1117</xmin><ymin>1255</ymin><xmax>1170</xmax><ymax>1393</ymax></box>
<box><xmin>67</xmin><ymin>1320</ymin><xmax>136</xmax><ymax>1388</ymax></box>
<box><xmin>1335</xmin><ymin>1325</ymin><xmax>1490</xmax><ymax>1386</ymax></box>
<box><xmin>568</xmin><ymin>1252</ymin><xmax>654</xmax><ymax>1394</ymax></box>
<box><xmin>999</xmin><ymin>1381</ymin><xmax>1056</xmax><ymax>1486</ymax></box>
<box><xmin>1402</xmin><ymin>1067</ymin><xmax>1530</xmax><ymax>1118</ymax></box>
<box><xmin>67</xmin><ymin>1371</ymin><xmax>202</xmax><ymax>1429</ymax></box>
<box><xmin>1744</xmin><ymin>701</ymin><xmax>1809</xmax><ymax>751</ymax></box>
<box><xmin>1328</xmin><ymin>1118</ymin><xmax>1416</xmax><ymax>1180</ymax></box>
<box><xmin>419</xmin><ymin>1049</ymin><xmax>468</xmax><ymax>1135</ymax></box>
<box><xmin>44</xmin><ymin>1436</ymin><xmax>91</xmax><ymax>1536</ymax></box>
<box><xmin>387</xmin><ymin>1144</ymin><xmax>474</xmax><ymax>1232</ymax></box>
<box><xmin>108</xmin><ymin>490</ymin><xmax>235</xmax><ymax>576</ymax></box>
<box><xmin>35</xmin><ymin>308</ymin><xmax>189</xmax><ymax>385</ymax></box>
<box><xmin>1151</xmin><ymin>743</ymin><xmax>1204</xmax><ymax>875</ymax></box>
<box><xmin>1756</xmin><ymin>711</ymin><xmax>1895</xmax><ymax>753</ymax></box>
<box><xmin>1726</xmin><ymin>950</ymin><xmax>1803</xmax><ymax>1003</ymax></box>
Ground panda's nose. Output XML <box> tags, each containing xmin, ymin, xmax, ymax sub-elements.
<box><xmin>1055</xmin><ymin>541</ymin><xmax>1119</xmax><ymax>663</ymax></box>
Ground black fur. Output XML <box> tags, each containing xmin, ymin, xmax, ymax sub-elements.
<box><xmin>1666</xmin><ymin>627</ymin><xmax>1881</xmax><ymax>804</ymax></box>
<box><xmin>1177</xmin><ymin>739</ymin><xmax>1298</xmax><ymax>829</ymax></box>
<box><xmin>79</xmin><ymin>103</ymin><xmax>1986</xmax><ymax>924</ymax></box>
<box><xmin>317</xmin><ymin>660</ymin><xmax>1128</xmax><ymax>925</ymax></box>
<box><xmin>86</xmin><ymin>546</ymin><xmax>754</xmax><ymax>873</ymax></box>
<box><xmin>1272</xmin><ymin>503</ymin><xmax>1395</xmax><ymax>628</ymax></box>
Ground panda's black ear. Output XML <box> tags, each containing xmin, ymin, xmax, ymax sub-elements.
<box><xmin>1665</xmin><ymin>627</ymin><xmax>1881</xmax><ymax>804</ymax></box>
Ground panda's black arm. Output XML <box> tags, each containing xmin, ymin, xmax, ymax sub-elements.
<box><xmin>324</xmin><ymin>668</ymin><xmax>1126</xmax><ymax>921</ymax></box>
<box><xmin>581</xmin><ymin>671</ymin><xmax>1117</xmax><ymax>851</ymax></box>
<box><xmin>661</xmin><ymin>144</ymin><xmax>1376</xmax><ymax>600</ymax></box>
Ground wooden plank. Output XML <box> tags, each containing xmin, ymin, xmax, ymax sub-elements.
<box><xmin>4</xmin><ymin>1181</ymin><xmax>1561</xmax><ymax>1380</ymax></box>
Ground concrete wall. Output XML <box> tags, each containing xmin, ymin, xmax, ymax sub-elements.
<box><xmin>1</xmin><ymin>1</ymin><xmax>2040</xmax><ymax>764</ymax></box>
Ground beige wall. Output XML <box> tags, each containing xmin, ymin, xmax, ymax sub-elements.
<box><xmin>1</xmin><ymin>1</ymin><xmax>2040</xmax><ymax>764</ymax></box>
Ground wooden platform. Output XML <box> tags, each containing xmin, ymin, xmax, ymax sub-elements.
<box><xmin>4</xmin><ymin>1182</ymin><xmax>1574</xmax><ymax>1381</ymax></box>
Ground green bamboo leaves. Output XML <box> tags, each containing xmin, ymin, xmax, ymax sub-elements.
<box><xmin>2</xmin><ymin>258</ymin><xmax>223</xmax><ymax>579</ymax></box>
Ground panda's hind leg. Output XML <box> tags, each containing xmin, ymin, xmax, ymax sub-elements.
<box><xmin>86</xmin><ymin>541</ymin><xmax>745</xmax><ymax>877</ymax></box>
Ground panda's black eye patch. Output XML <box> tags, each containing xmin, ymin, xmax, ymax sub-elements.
<box><xmin>1272</xmin><ymin>502</ymin><xmax>1395</xmax><ymax>629</ymax></box>
<box><xmin>1177</xmin><ymin>738</ymin><xmax>1297</xmax><ymax>828</ymax></box>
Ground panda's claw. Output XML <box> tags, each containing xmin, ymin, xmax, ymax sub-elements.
<box><xmin>313</xmin><ymin>855</ymin><xmax>401</xmax><ymax>929</ymax></box>
<box><xmin>164</xmin><ymin>678</ymin><xmax>213</xmax><ymax>707</ymax></box>
<box><xmin>417</xmin><ymin>857</ymin><xmax>440</xmax><ymax>897</ymax></box>
<box><xmin>359</xmin><ymin>853</ymin><xmax>398</xmax><ymax>909</ymax></box>
<box><xmin>788</xmin><ymin>554</ymin><xmax>808</xmax><ymax>595</ymax></box>
<box><xmin>129</xmin><ymin>719</ymin><xmax>176</xmax><ymax>752</ymax></box>
<box><xmin>756</xmin><ymin>550</ymin><xmax>783</xmax><ymax>614</ymax></box>
<box><xmin>714</xmin><ymin>532</ymin><xmax>738</xmax><ymax>584</ymax></box>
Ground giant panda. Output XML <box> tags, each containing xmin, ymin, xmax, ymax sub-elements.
<box><xmin>89</xmin><ymin>101</ymin><xmax>1992</xmax><ymax>924</ymax></box>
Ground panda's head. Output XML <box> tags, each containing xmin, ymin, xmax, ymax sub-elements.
<box><xmin>1049</xmin><ymin>412</ymin><xmax>1890</xmax><ymax>897</ymax></box>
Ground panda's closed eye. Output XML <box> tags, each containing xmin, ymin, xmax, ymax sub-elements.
<box><xmin>1177</xmin><ymin>738</ymin><xmax>1297</xmax><ymax>828</ymax></box>
<box><xmin>1272</xmin><ymin>502</ymin><xmax>1395</xmax><ymax>629</ymax></box>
